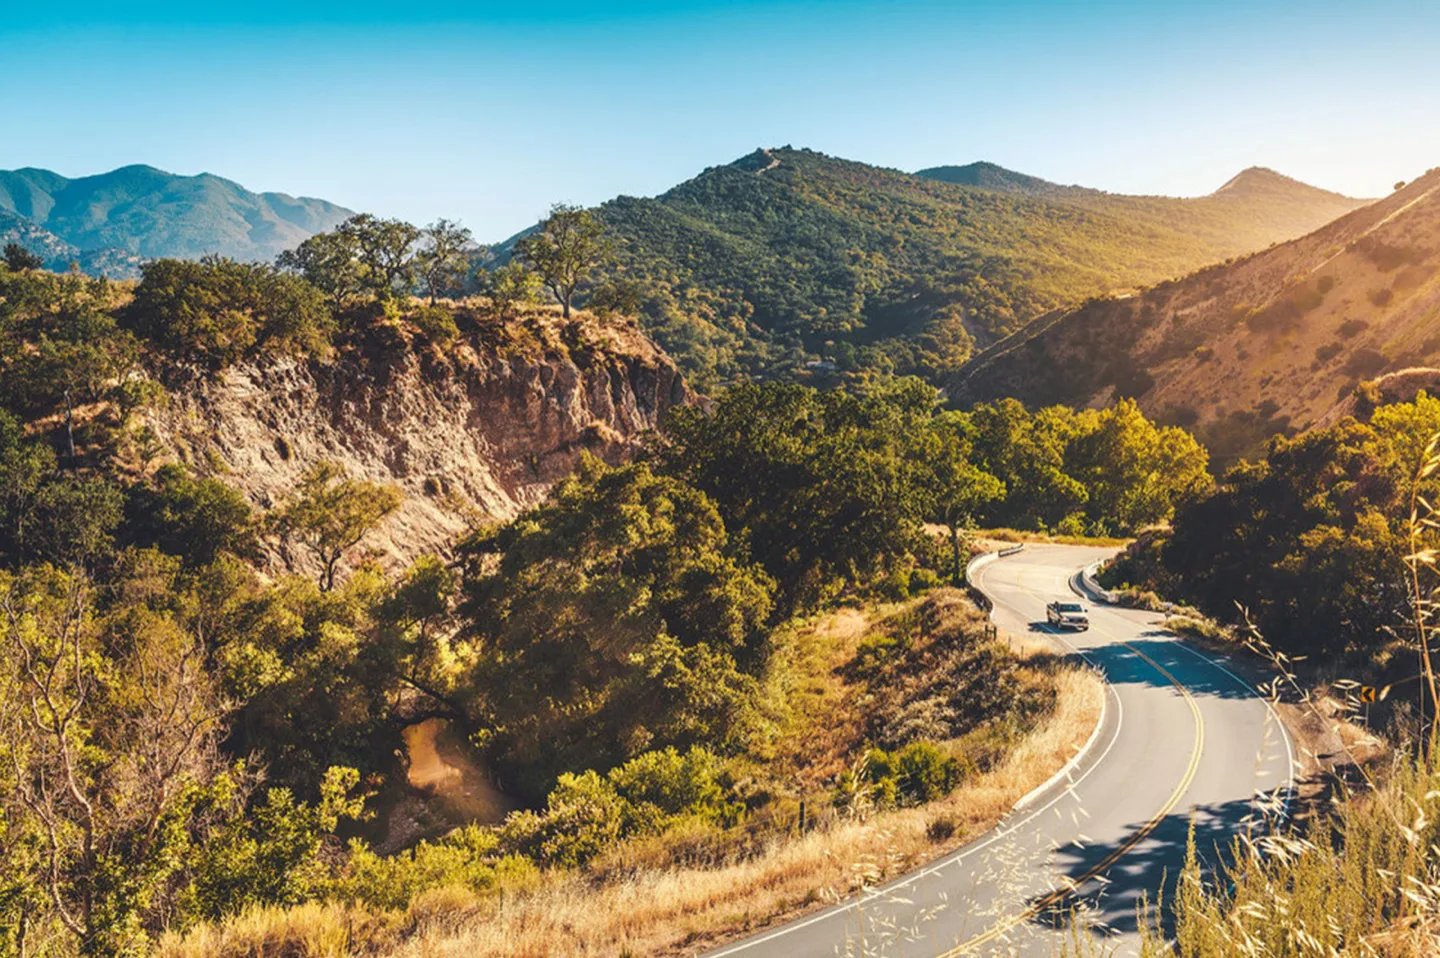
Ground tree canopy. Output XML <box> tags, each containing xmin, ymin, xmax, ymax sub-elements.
<box><xmin>457</xmin><ymin>457</ymin><xmax>774</xmax><ymax>799</ymax></box>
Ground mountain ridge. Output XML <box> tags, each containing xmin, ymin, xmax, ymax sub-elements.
<box><xmin>0</xmin><ymin>163</ymin><xmax>354</xmax><ymax>270</ymax></box>
<box><xmin>950</xmin><ymin>167</ymin><xmax>1440</xmax><ymax>461</ymax></box>
<box><xmin>574</xmin><ymin>146</ymin><xmax>1369</xmax><ymax>386</ymax></box>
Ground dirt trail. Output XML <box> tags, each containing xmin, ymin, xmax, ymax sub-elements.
<box><xmin>401</xmin><ymin>718</ymin><xmax>515</xmax><ymax>825</ymax></box>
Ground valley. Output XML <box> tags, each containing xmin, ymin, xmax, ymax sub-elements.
<box><xmin>0</xmin><ymin>136</ymin><xmax>1436</xmax><ymax>958</ymax></box>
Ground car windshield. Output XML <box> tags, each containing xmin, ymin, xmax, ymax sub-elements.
<box><xmin>1057</xmin><ymin>603</ymin><xmax>1084</xmax><ymax>612</ymax></box>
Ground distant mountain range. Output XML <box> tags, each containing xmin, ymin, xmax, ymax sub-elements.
<box><xmin>951</xmin><ymin>168</ymin><xmax>1440</xmax><ymax>461</ymax></box>
<box><xmin>573</xmin><ymin>148</ymin><xmax>1367</xmax><ymax>386</ymax></box>
<box><xmin>0</xmin><ymin>164</ymin><xmax>353</xmax><ymax>275</ymax></box>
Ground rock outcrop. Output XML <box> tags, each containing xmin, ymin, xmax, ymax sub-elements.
<box><xmin>144</xmin><ymin>310</ymin><xmax>693</xmax><ymax>577</ymax></box>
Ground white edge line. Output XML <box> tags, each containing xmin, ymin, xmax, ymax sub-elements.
<box><xmin>705</xmin><ymin>549</ymin><xmax>1124</xmax><ymax>957</ymax></box>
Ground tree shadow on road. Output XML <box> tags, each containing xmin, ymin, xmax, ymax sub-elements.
<box><xmin>1026</xmin><ymin>625</ymin><xmax>1261</xmax><ymax>702</ymax></box>
<box><xmin>1023</xmin><ymin>792</ymin><xmax>1288</xmax><ymax>941</ymax></box>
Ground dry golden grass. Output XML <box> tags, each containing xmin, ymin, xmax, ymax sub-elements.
<box><xmin>975</xmin><ymin>528</ymin><xmax>1134</xmax><ymax>549</ymax></box>
<box><xmin>163</xmin><ymin>632</ymin><xmax>1103</xmax><ymax>958</ymax></box>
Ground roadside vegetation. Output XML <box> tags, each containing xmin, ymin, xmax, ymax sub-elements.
<box><xmin>1096</xmin><ymin>397</ymin><xmax>1440</xmax><ymax>956</ymax></box>
<box><xmin>1103</xmin><ymin>391</ymin><xmax>1440</xmax><ymax>666</ymax></box>
<box><xmin>162</xmin><ymin>594</ymin><xmax>1103</xmax><ymax>958</ymax></box>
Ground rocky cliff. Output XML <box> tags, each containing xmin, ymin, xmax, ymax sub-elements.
<box><xmin>144</xmin><ymin>309</ymin><xmax>693</xmax><ymax>577</ymax></box>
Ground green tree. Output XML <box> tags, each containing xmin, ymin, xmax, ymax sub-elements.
<box><xmin>0</xmin><ymin>567</ymin><xmax>229</xmax><ymax>955</ymax></box>
<box><xmin>1148</xmin><ymin>415</ymin><xmax>1411</xmax><ymax>657</ymax></box>
<box><xmin>967</xmin><ymin>399</ymin><xmax>1088</xmax><ymax>531</ymax></box>
<box><xmin>2</xmin><ymin>243</ymin><xmax>42</xmax><ymax>272</ymax></box>
<box><xmin>484</xmin><ymin>261</ymin><xmax>543</xmax><ymax>319</ymax></box>
<box><xmin>276</xmin><ymin>229</ymin><xmax>368</xmax><ymax>310</ymax></box>
<box><xmin>1065</xmin><ymin>399</ymin><xmax>1211</xmax><ymax>533</ymax></box>
<box><xmin>28</xmin><ymin>476</ymin><xmax>124</xmax><ymax>569</ymax></box>
<box><xmin>458</xmin><ymin>456</ymin><xmax>774</xmax><ymax>799</ymax></box>
<box><xmin>661</xmin><ymin>380</ymin><xmax>935</xmax><ymax>608</ymax></box>
<box><xmin>124</xmin><ymin>465</ymin><xmax>258</xmax><ymax>566</ymax></box>
<box><xmin>0</xmin><ymin>411</ymin><xmax>56</xmax><ymax>565</ymax></box>
<box><xmin>925</xmin><ymin>413</ymin><xmax>1004</xmax><ymax>583</ymax></box>
<box><xmin>267</xmin><ymin>461</ymin><xmax>402</xmax><ymax>591</ymax></box>
<box><xmin>125</xmin><ymin>257</ymin><xmax>333</xmax><ymax>366</ymax></box>
<box><xmin>372</xmin><ymin>554</ymin><xmax>468</xmax><ymax>720</ymax></box>
<box><xmin>515</xmin><ymin>204</ymin><xmax>608</xmax><ymax>319</ymax></box>
<box><xmin>0</xmin><ymin>296</ymin><xmax>140</xmax><ymax>463</ymax></box>
<box><xmin>341</xmin><ymin>214</ymin><xmax>421</xmax><ymax>301</ymax></box>
<box><xmin>415</xmin><ymin>219</ymin><xmax>473</xmax><ymax>304</ymax></box>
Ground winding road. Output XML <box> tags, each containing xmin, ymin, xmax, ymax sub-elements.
<box><xmin>706</xmin><ymin>544</ymin><xmax>1294</xmax><ymax>957</ymax></box>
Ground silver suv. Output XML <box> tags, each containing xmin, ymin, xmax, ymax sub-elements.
<box><xmin>1046</xmin><ymin>600</ymin><xmax>1090</xmax><ymax>631</ymax></box>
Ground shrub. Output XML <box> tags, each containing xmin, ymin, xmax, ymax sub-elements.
<box><xmin>125</xmin><ymin>257</ymin><xmax>333</xmax><ymax>366</ymax></box>
<box><xmin>1343</xmin><ymin>348</ymin><xmax>1388</xmax><ymax>377</ymax></box>
<box><xmin>845</xmin><ymin>741</ymin><xmax>962</xmax><ymax>810</ymax></box>
<box><xmin>334</xmin><ymin>828</ymin><xmax>536</xmax><ymax>912</ymax></box>
<box><xmin>607</xmin><ymin>746</ymin><xmax>738</xmax><ymax>833</ymax></box>
<box><xmin>410</xmin><ymin>305</ymin><xmax>459</xmax><ymax>344</ymax></box>
<box><xmin>499</xmin><ymin>771</ymin><xmax>626</xmax><ymax>868</ymax></box>
<box><xmin>893</xmin><ymin>741</ymin><xmax>962</xmax><ymax>803</ymax></box>
<box><xmin>499</xmin><ymin>746</ymin><xmax>740</xmax><ymax>867</ymax></box>
<box><xmin>926</xmin><ymin>813</ymin><xmax>958</xmax><ymax>842</ymax></box>
<box><xmin>125</xmin><ymin>464</ymin><xmax>258</xmax><ymax>565</ymax></box>
<box><xmin>909</xmin><ymin>567</ymin><xmax>941</xmax><ymax>594</ymax></box>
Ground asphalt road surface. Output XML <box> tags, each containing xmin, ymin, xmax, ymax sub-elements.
<box><xmin>705</xmin><ymin>544</ymin><xmax>1294</xmax><ymax>958</ymax></box>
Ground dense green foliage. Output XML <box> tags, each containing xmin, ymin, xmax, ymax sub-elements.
<box><xmin>970</xmin><ymin>397</ymin><xmax>1211</xmax><ymax>535</ymax></box>
<box><xmin>838</xmin><ymin>742</ymin><xmax>963</xmax><ymax>811</ymax></box>
<box><xmin>457</xmin><ymin>458</ymin><xmax>775</xmax><ymax>799</ymax></box>
<box><xmin>577</xmin><ymin>149</ymin><xmax>1359</xmax><ymax>387</ymax></box>
<box><xmin>658</xmin><ymin>379</ymin><xmax>942</xmax><ymax>608</ymax></box>
<box><xmin>658</xmin><ymin>384</ymin><xmax>1208</xmax><ymax>602</ymax></box>
<box><xmin>1106</xmin><ymin>393</ymin><xmax>1440</xmax><ymax>658</ymax></box>
<box><xmin>124</xmin><ymin>257</ymin><xmax>335</xmax><ymax>366</ymax></box>
<box><xmin>497</xmin><ymin>746</ymin><xmax>740</xmax><ymax>867</ymax></box>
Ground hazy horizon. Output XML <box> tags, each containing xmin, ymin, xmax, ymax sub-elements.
<box><xmin>5</xmin><ymin>0</ymin><xmax>1438</xmax><ymax>238</ymax></box>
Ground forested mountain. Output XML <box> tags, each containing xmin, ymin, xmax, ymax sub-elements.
<box><xmin>566</xmin><ymin>148</ymin><xmax>1365</xmax><ymax>386</ymax></box>
<box><xmin>951</xmin><ymin>166</ymin><xmax>1440</xmax><ymax>462</ymax></box>
<box><xmin>0</xmin><ymin>164</ymin><xmax>353</xmax><ymax>272</ymax></box>
<box><xmin>914</xmin><ymin>161</ymin><xmax>1083</xmax><ymax>196</ymax></box>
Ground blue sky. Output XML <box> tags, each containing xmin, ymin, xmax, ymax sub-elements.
<box><xmin>4</xmin><ymin>1</ymin><xmax>1439</xmax><ymax>241</ymax></box>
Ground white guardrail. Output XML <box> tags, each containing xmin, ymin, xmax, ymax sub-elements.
<box><xmin>1074</xmin><ymin>560</ymin><xmax>1187</xmax><ymax>614</ymax></box>
<box><xmin>963</xmin><ymin>544</ymin><xmax>1025</xmax><ymax>612</ymax></box>
<box><xmin>1076</xmin><ymin>560</ymin><xmax>1117</xmax><ymax>604</ymax></box>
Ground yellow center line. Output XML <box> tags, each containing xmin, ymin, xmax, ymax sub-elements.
<box><xmin>938</xmin><ymin>629</ymin><xmax>1206</xmax><ymax>956</ymax></box>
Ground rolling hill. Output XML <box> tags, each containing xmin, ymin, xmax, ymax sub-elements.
<box><xmin>0</xmin><ymin>164</ymin><xmax>353</xmax><ymax>272</ymax></box>
<box><xmin>950</xmin><ymin>167</ymin><xmax>1440</xmax><ymax>462</ymax></box>
<box><xmin>577</xmin><ymin>148</ymin><xmax>1367</xmax><ymax>386</ymax></box>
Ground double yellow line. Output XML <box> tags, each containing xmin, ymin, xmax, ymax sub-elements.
<box><xmin>939</xmin><ymin>637</ymin><xmax>1206</xmax><ymax>955</ymax></box>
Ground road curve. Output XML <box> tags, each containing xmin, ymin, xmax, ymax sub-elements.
<box><xmin>705</xmin><ymin>544</ymin><xmax>1294</xmax><ymax>957</ymax></box>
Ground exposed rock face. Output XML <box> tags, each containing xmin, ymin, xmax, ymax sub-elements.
<box><xmin>144</xmin><ymin>311</ymin><xmax>693</xmax><ymax>577</ymax></box>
